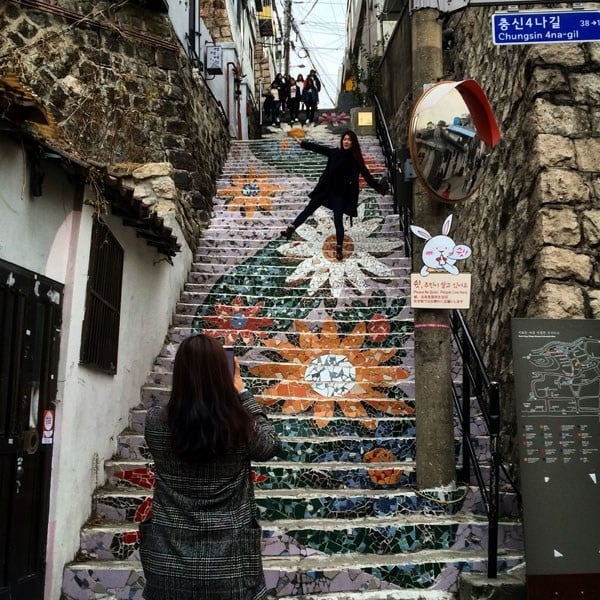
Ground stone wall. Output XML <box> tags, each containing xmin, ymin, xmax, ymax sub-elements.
<box><xmin>383</xmin><ymin>8</ymin><xmax>599</xmax><ymax>465</ymax></box>
<box><xmin>0</xmin><ymin>0</ymin><xmax>231</xmax><ymax>250</ymax></box>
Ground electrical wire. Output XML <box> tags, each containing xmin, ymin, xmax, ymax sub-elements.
<box><xmin>288</xmin><ymin>0</ymin><xmax>346</xmax><ymax>108</ymax></box>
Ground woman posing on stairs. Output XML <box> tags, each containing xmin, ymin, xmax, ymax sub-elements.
<box><xmin>282</xmin><ymin>129</ymin><xmax>388</xmax><ymax>260</ymax></box>
<box><xmin>139</xmin><ymin>334</ymin><xmax>282</xmax><ymax>600</ymax></box>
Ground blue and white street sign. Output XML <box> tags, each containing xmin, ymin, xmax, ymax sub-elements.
<box><xmin>492</xmin><ymin>10</ymin><xmax>600</xmax><ymax>45</ymax></box>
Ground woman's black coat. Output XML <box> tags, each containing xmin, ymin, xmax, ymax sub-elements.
<box><xmin>300</xmin><ymin>139</ymin><xmax>383</xmax><ymax>218</ymax></box>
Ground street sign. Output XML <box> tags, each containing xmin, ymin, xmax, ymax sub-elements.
<box><xmin>492</xmin><ymin>10</ymin><xmax>600</xmax><ymax>45</ymax></box>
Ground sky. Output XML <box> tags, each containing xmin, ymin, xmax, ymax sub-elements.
<box><xmin>277</xmin><ymin>0</ymin><xmax>347</xmax><ymax>109</ymax></box>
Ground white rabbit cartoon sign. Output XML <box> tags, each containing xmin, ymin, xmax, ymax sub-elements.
<box><xmin>410</xmin><ymin>215</ymin><xmax>472</xmax><ymax>277</ymax></box>
<box><xmin>410</xmin><ymin>215</ymin><xmax>472</xmax><ymax>309</ymax></box>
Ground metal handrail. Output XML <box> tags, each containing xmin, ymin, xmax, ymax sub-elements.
<box><xmin>373</xmin><ymin>96</ymin><xmax>519</xmax><ymax>580</ymax></box>
<box><xmin>373</xmin><ymin>97</ymin><xmax>413</xmax><ymax>257</ymax></box>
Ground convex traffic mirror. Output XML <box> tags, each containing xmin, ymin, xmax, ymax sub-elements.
<box><xmin>408</xmin><ymin>79</ymin><xmax>501</xmax><ymax>204</ymax></box>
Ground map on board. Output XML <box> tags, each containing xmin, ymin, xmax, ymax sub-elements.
<box><xmin>521</xmin><ymin>336</ymin><xmax>600</xmax><ymax>417</ymax></box>
<box><xmin>512</xmin><ymin>318</ymin><xmax>600</xmax><ymax>576</ymax></box>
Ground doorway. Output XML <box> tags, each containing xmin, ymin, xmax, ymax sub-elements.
<box><xmin>0</xmin><ymin>258</ymin><xmax>62</xmax><ymax>600</ymax></box>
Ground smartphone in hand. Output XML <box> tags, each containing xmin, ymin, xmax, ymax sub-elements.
<box><xmin>224</xmin><ymin>346</ymin><xmax>235</xmax><ymax>374</ymax></box>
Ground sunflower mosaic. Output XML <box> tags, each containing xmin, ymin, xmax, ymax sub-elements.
<box><xmin>250</xmin><ymin>317</ymin><xmax>413</xmax><ymax>426</ymax></box>
<box><xmin>198</xmin><ymin>295</ymin><xmax>274</xmax><ymax>345</ymax></box>
<box><xmin>219</xmin><ymin>167</ymin><xmax>287</xmax><ymax>217</ymax></box>
<box><xmin>278</xmin><ymin>204</ymin><xmax>402</xmax><ymax>298</ymax></box>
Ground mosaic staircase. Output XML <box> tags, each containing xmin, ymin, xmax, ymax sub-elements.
<box><xmin>62</xmin><ymin>123</ymin><xmax>523</xmax><ymax>599</ymax></box>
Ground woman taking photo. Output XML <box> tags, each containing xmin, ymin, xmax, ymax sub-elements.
<box><xmin>139</xmin><ymin>334</ymin><xmax>282</xmax><ymax>600</ymax></box>
<box><xmin>282</xmin><ymin>129</ymin><xmax>388</xmax><ymax>260</ymax></box>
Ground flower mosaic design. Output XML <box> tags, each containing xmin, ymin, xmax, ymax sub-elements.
<box><xmin>200</xmin><ymin>295</ymin><xmax>274</xmax><ymax>345</ymax></box>
<box><xmin>278</xmin><ymin>204</ymin><xmax>402</xmax><ymax>298</ymax></box>
<box><xmin>363</xmin><ymin>447</ymin><xmax>404</xmax><ymax>486</ymax></box>
<box><xmin>318</xmin><ymin>112</ymin><xmax>350</xmax><ymax>128</ymax></box>
<box><xmin>219</xmin><ymin>168</ymin><xmax>286</xmax><ymax>217</ymax></box>
<box><xmin>250</xmin><ymin>317</ymin><xmax>412</xmax><ymax>425</ymax></box>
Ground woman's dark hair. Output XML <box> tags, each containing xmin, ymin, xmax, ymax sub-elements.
<box><xmin>167</xmin><ymin>334</ymin><xmax>254</xmax><ymax>462</ymax></box>
<box><xmin>340</xmin><ymin>129</ymin><xmax>364</xmax><ymax>166</ymax></box>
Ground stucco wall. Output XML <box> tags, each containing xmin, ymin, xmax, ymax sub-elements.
<box><xmin>0</xmin><ymin>133</ymin><xmax>194</xmax><ymax>598</ymax></box>
<box><xmin>382</xmin><ymin>9</ymin><xmax>599</xmax><ymax>466</ymax></box>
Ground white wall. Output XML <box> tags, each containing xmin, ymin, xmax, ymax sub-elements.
<box><xmin>0</xmin><ymin>137</ymin><xmax>75</xmax><ymax>277</ymax></box>
<box><xmin>0</xmin><ymin>134</ymin><xmax>192</xmax><ymax>599</ymax></box>
<box><xmin>45</xmin><ymin>199</ymin><xmax>192</xmax><ymax>599</ymax></box>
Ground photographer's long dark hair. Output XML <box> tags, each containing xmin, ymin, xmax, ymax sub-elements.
<box><xmin>167</xmin><ymin>334</ymin><xmax>254</xmax><ymax>462</ymax></box>
<box><xmin>339</xmin><ymin>129</ymin><xmax>365</xmax><ymax>166</ymax></box>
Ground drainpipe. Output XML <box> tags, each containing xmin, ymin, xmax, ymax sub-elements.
<box><xmin>411</xmin><ymin>2</ymin><xmax>456</xmax><ymax>489</ymax></box>
<box><xmin>226</xmin><ymin>61</ymin><xmax>238</xmax><ymax>138</ymax></box>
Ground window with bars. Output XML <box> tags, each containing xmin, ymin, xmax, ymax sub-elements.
<box><xmin>80</xmin><ymin>219</ymin><xmax>124</xmax><ymax>375</ymax></box>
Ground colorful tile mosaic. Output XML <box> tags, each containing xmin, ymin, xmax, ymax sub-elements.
<box><xmin>63</xmin><ymin>128</ymin><xmax>523</xmax><ymax>599</ymax></box>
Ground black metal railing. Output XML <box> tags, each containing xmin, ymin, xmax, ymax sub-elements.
<box><xmin>373</xmin><ymin>96</ymin><xmax>519</xmax><ymax>579</ymax></box>
<box><xmin>450</xmin><ymin>310</ymin><xmax>505</xmax><ymax>578</ymax></box>
<box><xmin>373</xmin><ymin>97</ymin><xmax>413</xmax><ymax>258</ymax></box>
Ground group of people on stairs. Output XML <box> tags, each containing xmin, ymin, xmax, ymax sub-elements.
<box><xmin>263</xmin><ymin>69</ymin><xmax>321</xmax><ymax>126</ymax></box>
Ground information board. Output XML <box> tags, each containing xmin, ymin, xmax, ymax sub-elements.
<box><xmin>511</xmin><ymin>319</ymin><xmax>600</xmax><ymax>576</ymax></box>
<box><xmin>492</xmin><ymin>10</ymin><xmax>600</xmax><ymax>45</ymax></box>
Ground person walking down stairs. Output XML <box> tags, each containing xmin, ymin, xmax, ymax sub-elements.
<box><xmin>282</xmin><ymin>129</ymin><xmax>388</xmax><ymax>261</ymax></box>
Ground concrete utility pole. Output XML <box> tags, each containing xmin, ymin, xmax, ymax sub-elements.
<box><xmin>283</xmin><ymin>0</ymin><xmax>292</xmax><ymax>75</ymax></box>
<box><xmin>411</xmin><ymin>7</ymin><xmax>457</xmax><ymax>489</ymax></box>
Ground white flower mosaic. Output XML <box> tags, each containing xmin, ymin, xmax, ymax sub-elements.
<box><xmin>278</xmin><ymin>203</ymin><xmax>402</xmax><ymax>298</ymax></box>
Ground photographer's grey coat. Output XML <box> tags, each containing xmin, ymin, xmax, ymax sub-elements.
<box><xmin>139</xmin><ymin>392</ymin><xmax>282</xmax><ymax>600</ymax></box>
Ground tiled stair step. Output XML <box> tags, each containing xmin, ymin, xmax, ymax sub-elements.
<box><xmin>127</xmin><ymin>410</ymin><xmax>491</xmax><ymax>459</ymax></box>
<box><xmin>188</xmin><ymin>250</ymin><xmax>407</xmax><ymax>267</ymax></box>
<box><xmin>195</xmin><ymin>233</ymin><xmax>401</xmax><ymax>249</ymax></box>
<box><xmin>129</xmin><ymin>409</ymin><xmax>480</xmax><ymax>439</ymax></box>
<box><xmin>216</xmin><ymin>166</ymin><xmax>388</xmax><ymax>179</ymax></box>
<box><xmin>150</xmin><ymin>349</ymin><xmax>415</xmax><ymax>376</ymax></box>
<box><xmin>178</xmin><ymin>289</ymin><xmax>411</xmax><ymax>309</ymax></box>
<box><xmin>116</xmin><ymin>430</ymin><xmax>490</xmax><ymax>465</ymax></box>
<box><xmin>165</xmin><ymin>346</ymin><xmax>414</xmax><ymax>368</ymax></box>
<box><xmin>201</xmin><ymin>219</ymin><xmax>401</xmax><ymax>236</ymax></box>
<box><xmin>173</xmin><ymin>306</ymin><xmax>413</xmax><ymax>325</ymax></box>
<box><xmin>178</xmin><ymin>288</ymin><xmax>411</xmax><ymax>308</ymax></box>
<box><xmin>193</xmin><ymin>233</ymin><xmax>404</xmax><ymax>251</ymax></box>
<box><xmin>261</xmin><ymin>549</ymin><xmax>524</xmax><ymax>595</ymax></box>
<box><xmin>117</xmin><ymin>433</ymin><xmax>419</xmax><ymax>462</ymax></box>
<box><xmin>80</xmin><ymin>513</ymin><xmax>522</xmax><ymax>562</ymax></box>
<box><xmin>62</xmin><ymin>550</ymin><xmax>523</xmax><ymax>598</ymax></box>
<box><xmin>185</xmin><ymin>271</ymin><xmax>410</xmax><ymax>288</ymax></box>
<box><xmin>209</xmin><ymin>201</ymin><xmax>398</xmax><ymax>214</ymax></box>
<box><xmin>183</xmin><ymin>270</ymin><xmax>409</xmax><ymax>288</ymax></box>
<box><xmin>257</xmin><ymin>487</ymin><xmax>520</xmax><ymax>520</ymax></box>
<box><xmin>103</xmin><ymin>457</ymin><xmax>417</xmax><ymax>491</ymax></box>
<box><xmin>161</xmin><ymin>328</ymin><xmax>416</xmax><ymax>351</ymax></box>
<box><xmin>185</xmin><ymin>257</ymin><xmax>411</xmax><ymax>277</ymax></box>
<box><xmin>192</xmin><ymin>243</ymin><xmax>406</xmax><ymax>261</ymax></box>
<box><xmin>262</xmin><ymin>516</ymin><xmax>524</xmax><ymax>556</ymax></box>
<box><xmin>275</xmin><ymin>593</ymin><xmax>455</xmax><ymax>600</ymax></box>
<box><xmin>92</xmin><ymin>484</ymin><xmax>519</xmax><ymax>524</ymax></box>
<box><xmin>172</xmin><ymin>313</ymin><xmax>412</xmax><ymax>330</ymax></box>
<box><xmin>103</xmin><ymin>457</ymin><xmax>508</xmax><ymax>498</ymax></box>
<box><xmin>140</xmin><ymin>385</ymin><xmax>416</xmax><ymax>410</ymax></box>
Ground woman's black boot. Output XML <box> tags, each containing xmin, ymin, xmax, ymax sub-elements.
<box><xmin>282</xmin><ymin>226</ymin><xmax>295</xmax><ymax>240</ymax></box>
<box><xmin>336</xmin><ymin>244</ymin><xmax>343</xmax><ymax>261</ymax></box>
